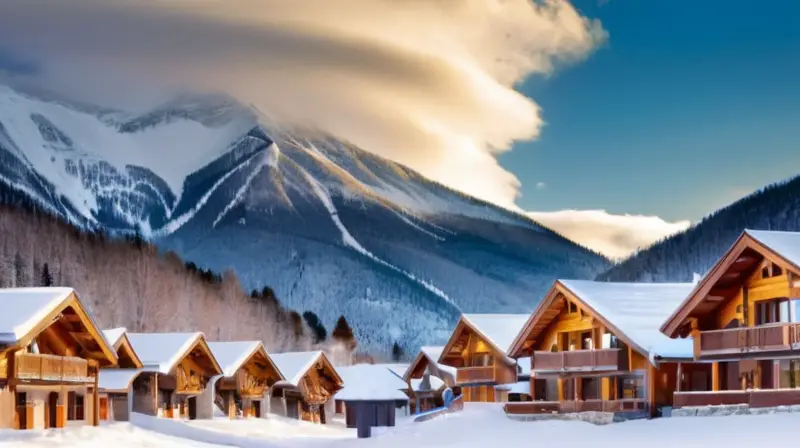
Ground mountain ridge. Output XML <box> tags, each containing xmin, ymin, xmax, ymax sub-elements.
<box><xmin>0</xmin><ymin>82</ymin><xmax>610</xmax><ymax>354</ymax></box>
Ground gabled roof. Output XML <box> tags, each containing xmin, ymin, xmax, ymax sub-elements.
<box><xmin>747</xmin><ymin>229</ymin><xmax>800</xmax><ymax>268</ymax></box>
<box><xmin>439</xmin><ymin>314</ymin><xmax>529</xmax><ymax>365</ymax></box>
<box><xmin>0</xmin><ymin>288</ymin><xmax>117</xmax><ymax>365</ymax></box>
<box><xmin>103</xmin><ymin>328</ymin><xmax>127</xmax><ymax>347</ymax></box>
<box><xmin>403</xmin><ymin>346</ymin><xmax>456</xmax><ymax>381</ymax></box>
<box><xmin>0</xmin><ymin>287</ymin><xmax>78</xmax><ymax>343</ymax></box>
<box><xmin>271</xmin><ymin>351</ymin><xmax>342</xmax><ymax>387</ymax></box>
<box><xmin>509</xmin><ymin>280</ymin><xmax>695</xmax><ymax>361</ymax></box>
<box><xmin>127</xmin><ymin>332</ymin><xmax>221</xmax><ymax>375</ymax></box>
<box><xmin>208</xmin><ymin>341</ymin><xmax>282</xmax><ymax>380</ymax></box>
<box><xmin>102</xmin><ymin>327</ymin><xmax>143</xmax><ymax>369</ymax></box>
<box><xmin>335</xmin><ymin>364</ymin><xmax>409</xmax><ymax>401</ymax></box>
<box><xmin>661</xmin><ymin>229</ymin><xmax>800</xmax><ymax>337</ymax></box>
<box><xmin>99</xmin><ymin>368</ymin><xmax>143</xmax><ymax>392</ymax></box>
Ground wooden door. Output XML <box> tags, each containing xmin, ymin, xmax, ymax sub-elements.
<box><xmin>188</xmin><ymin>397</ymin><xmax>197</xmax><ymax>420</ymax></box>
<box><xmin>48</xmin><ymin>392</ymin><xmax>59</xmax><ymax>428</ymax></box>
<box><xmin>99</xmin><ymin>397</ymin><xmax>109</xmax><ymax>421</ymax></box>
<box><xmin>253</xmin><ymin>401</ymin><xmax>261</xmax><ymax>418</ymax></box>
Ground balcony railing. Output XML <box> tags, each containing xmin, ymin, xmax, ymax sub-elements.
<box><xmin>504</xmin><ymin>399</ymin><xmax>646</xmax><ymax>415</ymax></box>
<box><xmin>531</xmin><ymin>349</ymin><xmax>627</xmax><ymax>372</ymax></box>
<box><xmin>14</xmin><ymin>352</ymin><xmax>91</xmax><ymax>383</ymax></box>
<box><xmin>674</xmin><ymin>389</ymin><xmax>800</xmax><ymax>408</ymax></box>
<box><xmin>456</xmin><ymin>366</ymin><xmax>495</xmax><ymax>384</ymax></box>
<box><xmin>698</xmin><ymin>323</ymin><xmax>800</xmax><ymax>358</ymax></box>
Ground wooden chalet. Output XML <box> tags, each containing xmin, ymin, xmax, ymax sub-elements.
<box><xmin>661</xmin><ymin>230</ymin><xmax>800</xmax><ymax>409</ymax></box>
<box><xmin>335</xmin><ymin>364</ymin><xmax>409</xmax><ymax>435</ymax></box>
<box><xmin>126</xmin><ymin>332</ymin><xmax>222</xmax><ymax>420</ymax></box>
<box><xmin>507</xmin><ymin>280</ymin><xmax>699</xmax><ymax>417</ymax></box>
<box><xmin>206</xmin><ymin>341</ymin><xmax>283</xmax><ymax>419</ymax></box>
<box><xmin>97</xmin><ymin>327</ymin><xmax>144</xmax><ymax>422</ymax></box>
<box><xmin>403</xmin><ymin>346</ymin><xmax>456</xmax><ymax>413</ymax></box>
<box><xmin>0</xmin><ymin>288</ymin><xmax>118</xmax><ymax>430</ymax></box>
<box><xmin>269</xmin><ymin>351</ymin><xmax>343</xmax><ymax>424</ymax></box>
<box><xmin>438</xmin><ymin>314</ymin><xmax>530</xmax><ymax>402</ymax></box>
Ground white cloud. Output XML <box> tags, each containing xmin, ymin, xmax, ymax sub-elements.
<box><xmin>0</xmin><ymin>0</ymin><xmax>606</xmax><ymax>211</ymax></box>
<box><xmin>535</xmin><ymin>182</ymin><xmax>547</xmax><ymax>190</ymax></box>
<box><xmin>527</xmin><ymin>210</ymin><xmax>691</xmax><ymax>259</ymax></box>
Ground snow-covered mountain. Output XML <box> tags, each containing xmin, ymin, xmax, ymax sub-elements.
<box><xmin>0</xmin><ymin>83</ymin><xmax>610</xmax><ymax>353</ymax></box>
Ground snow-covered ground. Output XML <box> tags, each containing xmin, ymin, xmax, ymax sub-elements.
<box><xmin>3</xmin><ymin>404</ymin><xmax>797</xmax><ymax>447</ymax></box>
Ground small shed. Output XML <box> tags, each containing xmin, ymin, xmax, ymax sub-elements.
<box><xmin>335</xmin><ymin>364</ymin><xmax>409</xmax><ymax>437</ymax></box>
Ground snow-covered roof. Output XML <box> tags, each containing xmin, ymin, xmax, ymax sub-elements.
<box><xmin>419</xmin><ymin>346</ymin><xmax>457</xmax><ymax>377</ymax></box>
<box><xmin>0</xmin><ymin>287</ymin><xmax>75</xmax><ymax>343</ymax></box>
<box><xmin>462</xmin><ymin>314</ymin><xmax>530</xmax><ymax>355</ymax></box>
<box><xmin>99</xmin><ymin>368</ymin><xmax>143</xmax><ymax>392</ymax></box>
<box><xmin>559</xmin><ymin>280</ymin><xmax>695</xmax><ymax>359</ymax></box>
<box><xmin>208</xmin><ymin>341</ymin><xmax>265</xmax><ymax>378</ymax></box>
<box><xmin>410</xmin><ymin>375</ymin><xmax>445</xmax><ymax>392</ymax></box>
<box><xmin>270</xmin><ymin>351</ymin><xmax>325</xmax><ymax>387</ymax></box>
<box><xmin>746</xmin><ymin>229</ymin><xmax>800</xmax><ymax>268</ymax></box>
<box><xmin>103</xmin><ymin>328</ymin><xmax>127</xmax><ymax>347</ymax></box>
<box><xmin>127</xmin><ymin>332</ymin><xmax>205</xmax><ymax>374</ymax></box>
<box><xmin>383</xmin><ymin>364</ymin><xmax>410</xmax><ymax>380</ymax></box>
<box><xmin>496</xmin><ymin>381</ymin><xmax>531</xmax><ymax>395</ymax></box>
<box><xmin>335</xmin><ymin>364</ymin><xmax>409</xmax><ymax>401</ymax></box>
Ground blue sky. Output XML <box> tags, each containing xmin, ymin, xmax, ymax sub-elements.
<box><xmin>505</xmin><ymin>0</ymin><xmax>800</xmax><ymax>223</ymax></box>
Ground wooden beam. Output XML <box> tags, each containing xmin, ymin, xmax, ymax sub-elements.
<box><xmin>711</xmin><ymin>362</ymin><xmax>720</xmax><ymax>392</ymax></box>
<box><xmin>676</xmin><ymin>362</ymin><xmax>683</xmax><ymax>392</ymax></box>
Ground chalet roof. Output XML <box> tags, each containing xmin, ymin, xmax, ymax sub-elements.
<box><xmin>335</xmin><ymin>364</ymin><xmax>409</xmax><ymax>401</ymax></box>
<box><xmin>0</xmin><ymin>287</ymin><xmax>77</xmax><ymax>343</ymax></box>
<box><xmin>207</xmin><ymin>341</ymin><xmax>277</xmax><ymax>378</ymax></box>
<box><xmin>745</xmin><ymin>229</ymin><xmax>800</xmax><ymax>269</ymax></box>
<box><xmin>558</xmin><ymin>280</ymin><xmax>695</xmax><ymax>359</ymax></box>
<box><xmin>103</xmin><ymin>327</ymin><xmax>127</xmax><ymax>347</ymax></box>
<box><xmin>271</xmin><ymin>351</ymin><xmax>328</xmax><ymax>387</ymax></box>
<box><xmin>404</xmin><ymin>346</ymin><xmax>457</xmax><ymax>382</ymax></box>
<box><xmin>98</xmin><ymin>368</ymin><xmax>143</xmax><ymax>392</ymax></box>
<box><xmin>410</xmin><ymin>375</ymin><xmax>445</xmax><ymax>392</ymax></box>
<box><xmin>661</xmin><ymin>230</ymin><xmax>800</xmax><ymax>337</ymax></box>
<box><xmin>127</xmin><ymin>332</ymin><xmax>211</xmax><ymax>374</ymax></box>
<box><xmin>383</xmin><ymin>363</ymin><xmax>410</xmax><ymax>380</ymax></box>
<box><xmin>462</xmin><ymin>314</ymin><xmax>530</xmax><ymax>355</ymax></box>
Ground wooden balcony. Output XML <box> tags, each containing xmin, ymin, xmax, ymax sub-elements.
<box><xmin>456</xmin><ymin>366</ymin><xmax>496</xmax><ymax>384</ymax></box>
<box><xmin>504</xmin><ymin>399</ymin><xmax>646</xmax><ymax>415</ymax></box>
<box><xmin>14</xmin><ymin>352</ymin><xmax>91</xmax><ymax>383</ymax></box>
<box><xmin>698</xmin><ymin>323</ymin><xmax>800</xmax><ymax>358</ymax></box>
<box><xmin>531</xmin><ymin>349</ymin><xmax>627</xmax><ymax>373</ymax></box>
<box><xmin>674</xmin><ymin>389</ymin><xmax>800</xmax><ymax>408</ymax></box>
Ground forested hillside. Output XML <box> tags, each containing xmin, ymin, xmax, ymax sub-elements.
<box><xmin>598</xmin><ymin>176</ymin><xmax>800</xmax><ymax>282</ymax></box>
<box><xmin>0</xmin><ymin>185</ymin><xmax>314</xmax><ymax>353</ymax></box>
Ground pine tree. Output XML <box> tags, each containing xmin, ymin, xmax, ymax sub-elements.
<box><xmin>302</xmin><ymin>311</ymin><xmax>327</xmax><ymax>344</ymax></box>
<box><xmin>332</xmin><ymin>315</ymin><xmax>357</xmax><ymax>351</ymax></box>
<box><xmin>40</xmin><ymin>263</ymin><xmax>54</xmax><ymax>287</ymax></box>
<box><xmin>391</xmin><ymin>342</ymin><xmax>404</xmax><ymax>362</ymax></box>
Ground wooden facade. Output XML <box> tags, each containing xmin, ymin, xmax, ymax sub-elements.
<box><xmin>0</xmin><ymin>288</ymin><xmax>118</xmax><ymax>430</ymax></box>
<box><xmin>508</xmin><ymin>281</ymin><xmax>700</xmax><ymax>417</ymax></box>
<box><xmin>97</xmin><ymin>328</ymin><xmax>144</xmax><ymax>422</ymax></box>
<box><xmin>661</xmin><ymin>230</ymin><xmax>800</xmax><ymax>408</ymax></box>
<box><xmin>126</xmin><ymin>333</ymin><xmax>222</xmax><ymax>420</ymax></box>
<box><xmin>270</xmin><ymin>352</ymin><xmax>343</xmax><ymax>424</ymax></box>
<box><xmin>209</xmin><ymin>341</ymin><xmax>283</xmax><ymax>419</ymax></box>
<box><xmin>438</xmin><ymin>315</ymin><xmax>528</xmax><ymax>403</ymax></box>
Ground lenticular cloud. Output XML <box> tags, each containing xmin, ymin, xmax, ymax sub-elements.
<box><xmin>0</xmin><ymin>0</ymin><xmax>606</xmax><ymax>210</ymax></box>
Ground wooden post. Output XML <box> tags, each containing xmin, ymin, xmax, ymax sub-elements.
<box><xmin>93</xmin><ymin>369</ymin><xmax>100</xmax><ymax>426</ymax></box>
<box><xmin>711</xmin><ymin>362</ymin><xmax>720</xmax><ymax>392</ymax></box>
<box><xmin>601</xmin><ymin>377</ymin><xmax>610</xmax><ymax>401</ymax></box>
<box><xmin>676</xmin><ymin>362</ymin><xmax>683</xmax><ymax>392</ymax></box>
<box><xmin>647</xmin><ymin>365</ymin><xmax>657</xmax><ymax>418</ymax></box>
<box><xmin>557</xmin><ymin>377</ymin><xmax>564</xmax><ymax>401</ymax></box>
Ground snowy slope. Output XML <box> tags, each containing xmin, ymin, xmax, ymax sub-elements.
<box><xmin>0</xmin><ymin>83</ymin><xmax>610</xmax><ymax>354</ymax></box>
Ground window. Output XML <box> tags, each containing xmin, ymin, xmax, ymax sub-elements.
<box><xmin>780</xmin><ymin>360</ymin><xmax>800</xmax><ymax>389</ymax></box>
<box><xmin>617</xmin><ymin>375</ymin><xmax>645</xmax><ymax>399</ymax></box>
<box><xmin>602</xmin><ymin>333</ymin><xmax>621</xmax><ymax>349</ymax></box>
<box><xmin>67</xmin><ymin>392</ymin><xmax>85</xmax><ymax>421</ymax></box>
<box><xmin>568</xmin><ymin>302</ymin><xmax>578</xmax><ymax>314</ymax></box>
<box><xmin>756</xmin><ymin>298</ymin><xmax>790</xmax><ymax>325</ymax></box>
<box><xmin>471</xmin><ymin>353</ymin><xmax>493</xmax><ymax>367</ymax></box>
